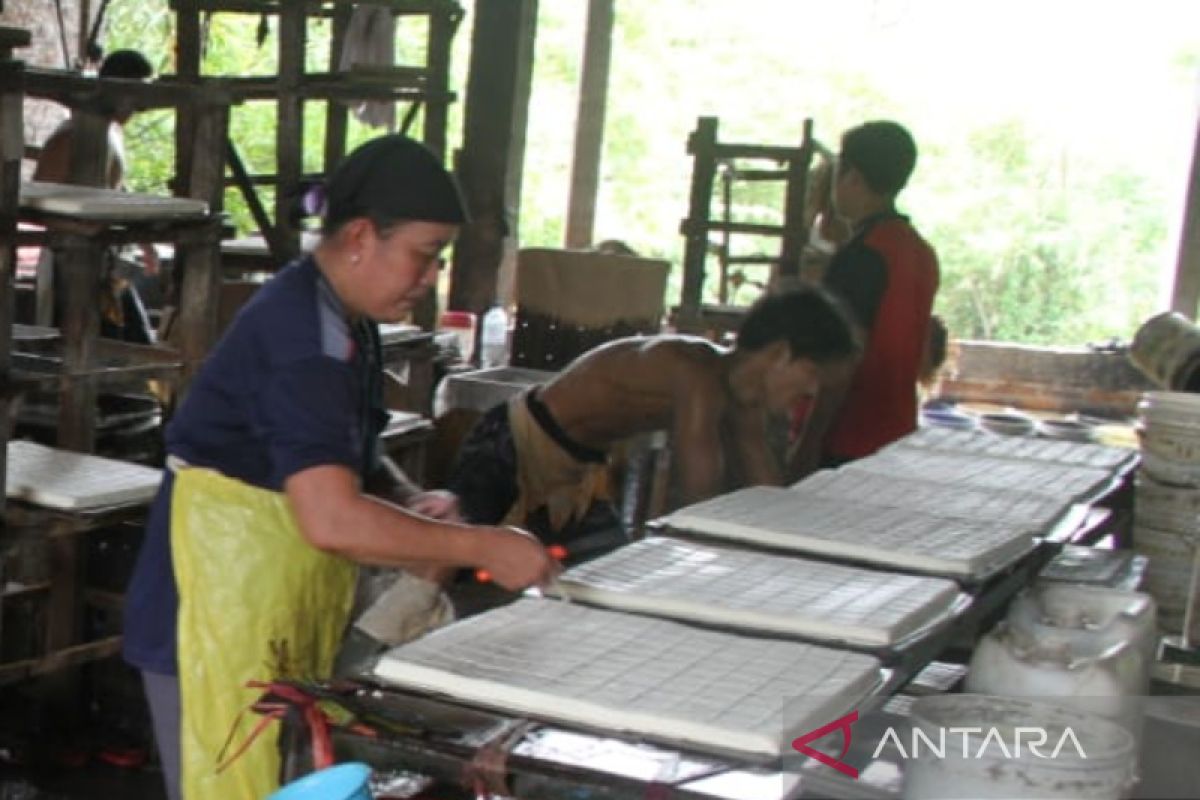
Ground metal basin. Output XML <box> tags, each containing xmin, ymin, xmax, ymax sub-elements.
<box><xmin>434</xmin><ymin>366</ymin><xmax>555</xmax><ymax>415</ymax></box>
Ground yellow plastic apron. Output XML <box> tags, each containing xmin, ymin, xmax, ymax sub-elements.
<box><xmin>171</xmin><ymin>467</ymin><xmax>355</xmax><ymax>800</ymax></box>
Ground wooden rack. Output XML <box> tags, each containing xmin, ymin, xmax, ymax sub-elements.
<box><xmin>0</xmin><ymin>59</ymin><xmax>233</xmax><ymax>684</ymax></box>
<box><xmin>20</xmin><ymin>67</ymin><xmax>233</xmax><ymax>449</ymax></box>
<box><xmin>676</xmin><ymin>116</ymin><xmax>831</xmax><ymax>334</ymax></box>
<box><xmin>169</xmin><ymin>0</ymin><xmax>464</xmax><ymax>272</ymax></box>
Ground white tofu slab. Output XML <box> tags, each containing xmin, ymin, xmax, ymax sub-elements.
<box><xmin>7</xmin><ymin>440</ymin><xmax>162</xmax><ymax>509</ymax></box>
<box><xmin>20</xmin><ymin>181</ymin><xmax>209</xmax><ymax>220</ymax></box>
<box><xmin>888</xmin><ymin>427</ymin><xmax>1136</xmax><ymax>470</ymax></box>
<box><xmin>793</xmin><ymin>469</ymin><xmax>1070</xmax><ymax>533</ymax></box>
<box><xmin>665</xmin><ymin>486</ymin><xmax>1035</xmax><ymax>579</ymax></box>
<box><xmin>555</xmin><ymin>538</ymin><xmax>961</xmax><ymax>648</ymax></box>
<box><xmin>373</xmin><ymin>597</ymin><xmax>883</xmax><ymax>759</ymax></box>
<box><xmin>844</xmin><ymin>448</ymin><xmax>1114</xmax><ymax>502</ymax></box>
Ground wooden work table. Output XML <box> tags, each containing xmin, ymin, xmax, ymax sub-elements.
<box><xmin>265</xmin><ymin>456</ymin><xmax>1138</xmax><ymax>798</ymax></box>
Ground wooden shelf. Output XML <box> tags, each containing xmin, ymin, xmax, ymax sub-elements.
<box><xmin>0</xmin><ymin>636</ymin><xmax>123</xmax><ymax>688</ymax></box>
<box><xmin>170</xmin><ymin>0</ymin><xmax>456</xmax><ymax>16</ymax></box>
<box><xmin>24</xmin><ymin>67</ymin><xmax>233</xmax><ymax>114</ymax></box>
<box><xmin>0</xmin><ymin>40</ymin><xmax>226</xmax><ymax>687</ymax></box>
<box><xmin>171</xmin><ymin>0</ymin><xmax>461</xmax><ymax>311</ymax></box>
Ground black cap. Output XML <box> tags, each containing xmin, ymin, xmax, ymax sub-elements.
<box><xmin>324</xmin><ymin>134</ymin><xmax>468</xmax><ymax>229</ymax></box>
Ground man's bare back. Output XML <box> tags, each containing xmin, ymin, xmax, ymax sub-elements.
<box><xmin>539</xmin><ymin>336</ymin><xmax>729</xmax><ymax>446</ymax></box>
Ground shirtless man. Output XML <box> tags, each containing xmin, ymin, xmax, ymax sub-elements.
<box><xmin>448</xmin><ymin>285</ymin><xmax>860</xmax><ymax>545</ymax></box>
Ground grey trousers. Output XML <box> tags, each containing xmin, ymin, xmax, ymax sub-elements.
<box><xmin>142</xmin><ymin>670</ymin><xmax>183</xmax><ymax>800</ymax></box>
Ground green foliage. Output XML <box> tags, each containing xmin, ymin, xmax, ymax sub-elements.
<box><xmin>101</xmin><ymin>0</ymin><xmax>1190</xmax><ymax>346</ymax></box>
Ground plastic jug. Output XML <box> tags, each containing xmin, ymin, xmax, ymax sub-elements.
<box><xmin>480</xmin><ymin>305</ymin><xmax>509</xmax><ymax>368</ymax></box>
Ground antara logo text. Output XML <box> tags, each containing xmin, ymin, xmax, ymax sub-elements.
<box><xmin>791</xmin><ymin>711</ymin><xmax>1089</xmax><ymax>779</ymax></box>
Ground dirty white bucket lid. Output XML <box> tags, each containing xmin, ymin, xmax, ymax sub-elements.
<box><xmin>903</xmin><ymin>694</ymin><xmax>1136</xmax><ymax>800</ymax></box>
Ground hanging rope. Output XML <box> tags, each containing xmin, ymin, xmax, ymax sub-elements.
<box><xmin>51</xmin><ymin>0</ymin><xmax>72</xmax><ymax>69</ymax></box>
<box><xmin>85</xmin><ymin>0</ymin><xmax>114</xmax><ymax>64</ymax></box>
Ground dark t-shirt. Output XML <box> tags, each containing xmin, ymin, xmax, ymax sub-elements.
<box><xmin>122</xmin><ymin>256</ymin><xmax>385</xmax><ymax>674</ymax></box>
<box><xmin>822</xmin><ymin>213</ymin><xmax>940</xmax><ymax>460</ymax></box>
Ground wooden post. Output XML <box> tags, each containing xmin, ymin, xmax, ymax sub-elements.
<box><xmin>679</xmin><ymin>117</ymin><xmax>718</xmax><ymax>325</ymax></box>
<box><xmin>0</xmin><ymin>45</ymin><xmax>26</xmax><ymax>521</ymax></box>
<box><xmin>423</xmin><ymin>1</ymin><xmax>458</xmax><ymax>161</ymax></box>
<box><xmin>449</xmin><ymin>0</ymin><xmax>538</xmax><ymax>316</ymax></box>
<box><xmin>323</xmin><ymin>1</ymin><xmax>352</xmax><ymax>174</ymax></box>
<box><xmin>563</xmin><ymin>0</ymin><xmax>614</xmax><ymax>250</ymax></box>
<box><xmin>173</xmin><ymin>0</ymin><xmax>202</xmax><ymax>196</ymax></box>
<box><xmin>55</xmin><ymin>235</ymin><xmax>102</xmax><ymax>453</ymax></box>
<box><xmin>78</xmin><ymin>0</ymin><xmax>91</xmax><ymax>63</ymax></box>
<box><xmin>1171</xmin><ymin>116</ymin><xmax>1200</xmax><ymax>320</ymax></box>
<box><xmin>777</xmin><ymin>118</ymin><xmax>814</xmax><ymax>280</ymax></box>
<box><xmin>275</xmin><ymin>1</ymin><xmax>305</xmax><ymax>262</ymax></box>
<box><xmin>172</xmin><ymin>100</ymin><xmax>229</xmax><ymax>384</ymax></box>
<box><xmin>409</xmin><ymin>2</ymin><xmax>463</xmax><ymax>332</ymax></box>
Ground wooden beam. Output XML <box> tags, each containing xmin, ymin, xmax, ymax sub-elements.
<box><xmin>0</xmin><ymin>56</ymin><xmax>23</xmax><ymax>523</ymax></box>
<box><xmin>54</xmin><ymin>236</ymin><xmax>102</xmax><ymax>453</ymax></box>
<box><xmin>168</xmin><ymin>0</ymin><xmax>447</xmax><ymax>15</ymax></box>
<box><xmin>422</xmin><ymin>2</ymin><xmax>460</xmax><ymax>160</ymax></box>
<box><xmin>563</xmin><ymin>0</ymin><xmax>614</xmax><ymax>250</ymax></box>
<box><xmin>679</xmin><ymin>116</ymin><xmax>718</xmax><ymax>323</ymax></box>
<box><xmin>777</xmin><ymin>118</ymin><xmax>814</xmax><ymax>279</ymax></box>
<box><xmin>323</xmin><ymin>1</ymin><xmax>353</xmax><ymax>174</ymax></box>
<box><xmin>448</xmin><ymin>0</ymin><xmax>538</xmax><ymax>315</ymax></box>
<box><xmin>275</xmin><ymin>2</ymin><xmax>306</xmax><ymax>262</ymax></box>
<box><xmin>1171</xmin><ymin>116</ymin><xmax>1200</xmax><ymax>320</ymax></box>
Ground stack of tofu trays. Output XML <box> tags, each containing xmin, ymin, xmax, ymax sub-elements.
<box><xmin>368</xmin><ymin>425</ymin><xmax>1136</xmax><ymax>783</ymax></box>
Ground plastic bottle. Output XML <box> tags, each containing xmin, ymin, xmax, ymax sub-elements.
<box><xmin>480</xmin><ymin>305</ymin><xmax>509</xmax><ymax>368</ymax></box>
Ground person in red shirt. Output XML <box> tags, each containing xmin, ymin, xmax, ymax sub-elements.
<box><xmin>788</xmin><ymin>120</ymin><xmax>940</xmax><ymax>478</ymax></box>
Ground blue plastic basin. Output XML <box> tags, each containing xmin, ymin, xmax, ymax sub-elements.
<box><xmin>267</xmin><ymin>763</ymin><xmax>372</xmax><ymax>800</ymax></box>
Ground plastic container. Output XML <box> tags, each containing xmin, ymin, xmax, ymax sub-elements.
<box><xmin>480</xmin><ymin>305</ymin><xmax>510</xmax><ymax>368</ymax></box>
<box><xmin>920</xmin><ymin>405</ymin><xmax>977</xmax><ymax>431</ymax></box>
<box><xmin>267</xmin><ymin>762</ymin><xmax>373</xmax><ymax>800</ymax></box>
<box><xmin>1129</xmin><ymin>310</ymin><xmax>1200</xmax><ymax>390</ymax></box>
<box><xmin>1037</xmin><ymin>418</ymin><xmax>1097</xmax><ymax>443</ymax></box>
<box><xmin>966</xmin><ymin>620</ymin><xmax>1146</xmax><ymax>737</ymax></box>
<box><xmin>903</xmin><ymin>695</ymin><xmax>1136</xmax><ymax>800</ymax></box>
<box><xmin>438</xmin><ymin>310</ymin><xmax>477</xmax><ymax>364</ymax></box>
<box><xmin>1134</xmin><ymin>472</ymin><xmax>1200</xmax><ymax>532</ymax></box>
<box><xmin>978</xmin><ymin>410</ymin><xmax>1035</xmax><ymax>437</ymax></box>
<box><xmin>1009</xmin><ymin>584</ymin><xmax>1157</xmax><ymax>680</ymax></box>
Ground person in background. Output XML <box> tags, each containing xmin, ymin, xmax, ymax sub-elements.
<box><xmin>448</xmin><ymin>286</ymin><xmax>861</xmax><ymax>549</ymax></box>
<box><xmin>122</xmin><ymin>134</ymin><xmax>558</xmax><ymax>800</ymax></box>
<box><xmin>788</xmin><ymin>121</ymin><xmax>940</xmax><ymax>479</ymax></box>
<box><xmin>33</xmin><ymin>49</ymin><xmax>159</xmax><ymax>343</ymax></box>
<box><xmin>918</xmin><ymin>314</ymin><xmax>949</xmax><ymax>391</ymax></box>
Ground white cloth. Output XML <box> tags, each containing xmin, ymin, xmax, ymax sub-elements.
<box><xmin>339</xmin><ymin>5</ymin><xmax>396</xmax><ymax>129</ymax></box>
<box><xmin>353</xmin><ymin>571</ymin><xmax>455</xmax><ymax>646</ymax></box>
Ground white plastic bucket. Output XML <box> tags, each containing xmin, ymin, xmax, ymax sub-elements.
<box><xmin>1133</xmin><ymin>522</ymin><xmax>1195</xmax><ymax>634</ymax></box>
<box><xmin>966</xmin><ymin>625</ymin><xmax>1145</xmax><ymax>738</ymax></box>
<box><xmin>903</xmin><ymin>695</ymin><xmax>1136</xmax><ymax>800</ymax></box>
<box><xmin>1138</xmin><ymin>426</ymin><xmax>1200</xmax><ymax>486</ymax></box>
<box><xmin>1008</xmin><ymin>584</ymin><xmax>1157</xmax><ymax>690</ymax></box>
<box><xmin>1134</xmin><ymin>473</ymin><xmax>1200</xmax><ymax>533</ymax></box>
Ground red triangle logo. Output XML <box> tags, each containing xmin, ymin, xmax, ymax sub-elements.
<box><xmin>791</xmin><ymin>710</ymin><xmax>860</xmax><ymax>779</ymax></box>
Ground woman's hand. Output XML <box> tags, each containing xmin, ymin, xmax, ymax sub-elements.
<box><xmin>478</xmin><ymin>526</ymin><xmax>560</xmax><ymax>591</ymax></box>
